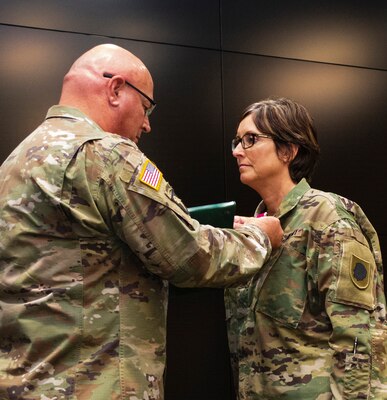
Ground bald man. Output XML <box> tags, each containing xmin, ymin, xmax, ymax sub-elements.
<box><xmin>0</xmin><ymin>44</ymin><xmax>282</xmax><ymax>400</ymax></box>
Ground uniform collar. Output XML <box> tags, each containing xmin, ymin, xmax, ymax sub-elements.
<box><xmin>256</xmin><ymin>178</ymin><xmax>311</xmax><ymax>218</ymax></box>
<box><xmin>46</xmin><ymin>105</ymin><xmax>104</xmax><ymax>132</ymax></box>
<box><xmin>45</xmin><ymin>105</ymin><xmax>138</xmax><ymax>149</ymax></box>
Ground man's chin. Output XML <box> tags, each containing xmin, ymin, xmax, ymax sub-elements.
<box><xmin>127</xmin><ymin>134</ymin><xmax>139</xmax><ymax>144</ymax></box>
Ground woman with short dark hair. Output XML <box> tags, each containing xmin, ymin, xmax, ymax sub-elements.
<box><xmin>227</xmin><ymin>97</ymin><xmax>387</xmax><ymax>399</ymax></box>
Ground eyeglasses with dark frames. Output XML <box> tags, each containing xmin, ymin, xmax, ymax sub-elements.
<box><xmin>103</xmin><ymin>72</ymin><xmax>156</xmax><ymax>117</ymax></box>
<box><xmin>231</xmin><ymin>132</ymin><xmax>272</xmax><ymax>151</ymax></box>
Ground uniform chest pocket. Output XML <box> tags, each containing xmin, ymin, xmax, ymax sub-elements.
<box><xmin>255</xmin><ymin>229</ymin><xmax>307</xmax><ymax>328</ymax></box>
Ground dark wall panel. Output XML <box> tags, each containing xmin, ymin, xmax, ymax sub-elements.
<box><xmin>222</xmin><ymin>0</ymin><xmax>387</xmax><ymax>69</ymax></box>
<box><xmin>0</xmin><ymin>0</ymin><xmax>220</xmax><ymax>49</ymax></box>
<box><xmin>139</xmin><ymin>47</ymin><xmax>225</xmax><ymax>207</ymax></box>
<box><xmin>165</xmin><ymin>287</ymin><xmax>234</xmax><ymax>400</ymax></box>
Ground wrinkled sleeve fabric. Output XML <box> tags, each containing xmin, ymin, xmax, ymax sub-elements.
<box><xmin>93</xmin><ymin>141</ymin><xmax>272</xmax><ymax>288</ymax></box>
<box><xmin>318</xmin><ymin>220</ymin><xmax>387</xmax><ymax>399</ymax></box>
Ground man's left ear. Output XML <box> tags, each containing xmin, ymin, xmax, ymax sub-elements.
<box><xmin>107</xmin><ymin>77</ymin><xmax>126</xmax><ymax>107</ymax></box>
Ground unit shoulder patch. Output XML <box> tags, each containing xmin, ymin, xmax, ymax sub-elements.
<box><xmin>350</xmin><ymin>254</ymin><xmax>370</xmax><ymax>290</ymax></box>
<box><xmin>335</xmin><ymin>239</ymin><xmax>375</xmax><ymax>310</ymax></box>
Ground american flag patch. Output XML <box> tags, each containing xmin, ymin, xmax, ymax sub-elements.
<box><xmin>139</xmin><ymin>160</ymin><xmax>163</xmax><ymax>191</ymax></box>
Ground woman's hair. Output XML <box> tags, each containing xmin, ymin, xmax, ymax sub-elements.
<box><xmin>241</xmin><ymin>97</ymin><xmax>320</xmax><ymax>183</ymax></box>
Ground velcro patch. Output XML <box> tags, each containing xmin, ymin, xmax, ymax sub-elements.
<box><xmin>335</xmin><ymin>239</ymin><xmax>375</xmax><ymax>310</ymax></box>
<box><xmin>139</xmin><ymin>160</ymin><xmax>163</xmax><ymax>191</ymax></box>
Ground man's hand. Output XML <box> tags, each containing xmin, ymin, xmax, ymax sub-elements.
<box><xmin>234</xmin><ymin>216</ymin><xmax>283</xmax><ymax>249</ymax></box>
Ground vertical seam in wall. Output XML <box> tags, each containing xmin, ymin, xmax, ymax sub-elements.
<box><xmin>219</xmin><ymin>0</ymin><xmax>228</xmax><ymax>201</ymax></box>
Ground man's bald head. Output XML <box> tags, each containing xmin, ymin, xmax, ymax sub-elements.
<box><xmin>64</xmin><ymin>44</ymin><xmax>149</xmax><ymax>84</ymax></box>
<box><xmin>59</xmin><ymin>44</ymin><xmax>154</xmax><ymax>141</ymax></box>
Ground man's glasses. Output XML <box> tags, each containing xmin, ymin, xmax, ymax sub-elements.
<box><xmin>231</xmin><ymin>132</ymin><xmax>272</xmax><ymax>151</ymax></box>
<box><xmin>103</xmin><ymin>72</ymin><xmax>156</xmax><ymax>117</ymax></box>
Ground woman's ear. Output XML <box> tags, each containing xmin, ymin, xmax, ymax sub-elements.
<box><xmin>289</xmin><ymin>144</ymin><xmax>299</xmax><ymax>162</ymax></box>
<box><xmin>281</xmin><ymin>144</ymin><xmax>299</xmax><ymax>163</ymax></box>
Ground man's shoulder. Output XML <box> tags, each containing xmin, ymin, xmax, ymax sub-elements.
<box><xmin>91</xmin><ymin>134</ymin><xmax>141</xmax><ymax>170</ymax></box>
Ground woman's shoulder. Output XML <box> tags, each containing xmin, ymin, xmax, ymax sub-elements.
<box><xmin>298</xmin><ymin>187</ymin><xmax>356</xmax><ymax>229</ymax></box>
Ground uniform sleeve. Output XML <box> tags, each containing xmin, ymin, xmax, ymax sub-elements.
<box><xmin>318</xmin><ymin>220</ymin><xmax>387</xmax><ymax>399</ymax></box>
<box><xmin>98</xmin><ymin>145</ymin><xmax>272</xmax><ymax>288</ymax></box>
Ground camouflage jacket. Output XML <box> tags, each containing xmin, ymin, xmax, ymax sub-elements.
<box><xmin>225</xmin><ymin>179</ymin><xmax>387</xmax><ymax>399</ymax></box>
<box><xmin>0</xmin><ymin>106</ymin><xmax>272</xmax><ymax>400</ymax></box>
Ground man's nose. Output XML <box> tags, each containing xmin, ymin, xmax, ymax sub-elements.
<box><xmin>142</xmin><ymin>116</ymin><xmax>151</xmax><ymax>133</ymax></box>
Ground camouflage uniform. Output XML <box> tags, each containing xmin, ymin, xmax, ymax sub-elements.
<box><xmin>0</xmin><ymin>106</ymin><xmax>272</xmax><ymax>400</ymax></box>
<box><xmin>225</xmin><ymin>179</ymin><xmax>387</xmax><ymax>399</ymax></box>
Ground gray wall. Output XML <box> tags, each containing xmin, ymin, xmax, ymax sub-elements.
<box><xmin>1</xmin><ymin>1</ymin><xmax>386</xmax><ymax>399</ymax></box>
